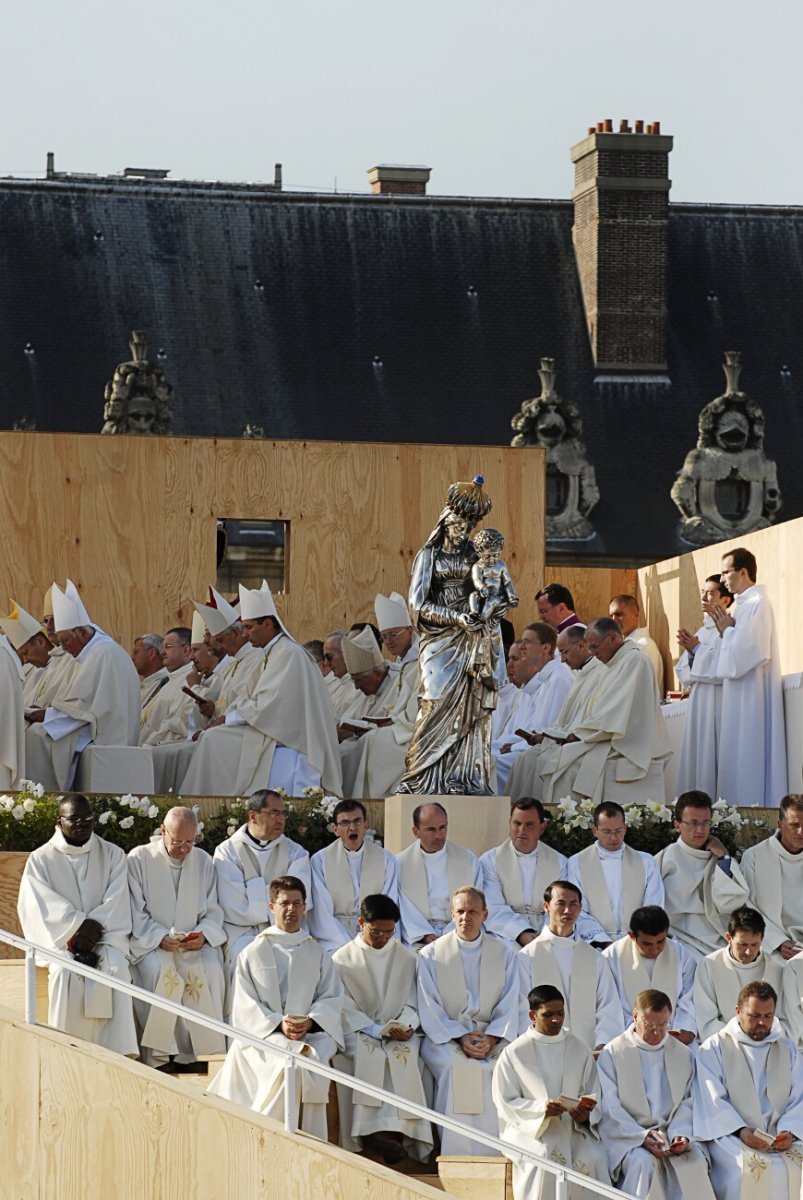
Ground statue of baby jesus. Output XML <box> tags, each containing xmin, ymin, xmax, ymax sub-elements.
<box><xmin>469</xmin><ymin>528</ymin><xmax>518</xmax><ymax>623</ymax></box>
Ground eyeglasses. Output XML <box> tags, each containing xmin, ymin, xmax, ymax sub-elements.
<box><xmin>596</xmin><ymin>827</ymin><xmax>626</xmax><ymax>837</ymax></box>
<box><xmin>363</xmin><ymin>925</ymin><xmax>395</xmax><ymax>939</ymax></box>
<box><xmin>335</xmin><ymin>818</ymin><xmax>365</xmax><ymax>829</ymax></box>
<box><xmin>164</xmin><ymin>834</ymin><xmax>196</xmax><ymax>848</ymax></box>
<box><xmin>380</xmin><ymin>630</ymin><xmax>406</xmax><ymax>643</ymax></box>
<box><xmin>678</xmin><ymin>819</ymin><xmax>712</xmax><ymax>830</ymax></box>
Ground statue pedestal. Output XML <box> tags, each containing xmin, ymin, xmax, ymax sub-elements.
<box><xmin>383</xmin><ymin>794</ymin><xmax>510</xmax><ymax>857</ymax></box>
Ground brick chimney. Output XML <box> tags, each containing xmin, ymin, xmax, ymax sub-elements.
<box><xmin>571</xmin><ymin>121</ymin><xmax>673</xmax><ymax>372</ymax></box>
<box><xmin>367</xmin><ymin>165</ymin><xmax>431</xmax><ymax>196</ymax></box>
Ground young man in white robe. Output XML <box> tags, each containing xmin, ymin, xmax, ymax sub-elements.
<box><xmin>396</xmin><ymin>802</ymin><xmax>482</xmax><ymax>948</ymax></box>
<box><xmin>518</xmin><ymin>880</ymin><xmax>623</xmax><ymax>1052</ymax></box>
<box><xmin>567</xmin><ymin>801</ymin><xmax>664</xmax><ymax>946</ymax></box>
<box><xmin>675</xmin><ymin>575</ymin><xmax>732</xmax><ymax>799</ymax></box>
<box><xmin>210</xmin><ymin>875</ymin><xmax>344</xmax><ymax>1140</ymax></box>
<box><xmin>417</xmin><ymin>886</ymin><xmax>521</xmax><ymax>1156</ymax></box>
<box><xmin>493</xmin><ymin>983</ymin><xmax>609</xmax><ymax>1200</ymax></box>
<box><xmin>25</xmin><ymin>580</ymin><xmax>140</xmax><ymax>791</ymax></box>
<box><xmin>127</xmin><ymin>806</ymin><xmax>227</xmax><ymax>1070</ymax></box>
<box><xmin>539</xmin><ymin>618</ymin><xmax>670</xmax><ymax>808</ymax></box>
<box><xmin>694</xmin><ymin>981</ymin><xmax>803</xmax><ymax>1200</ymax></box>
<box><xmin>480</xmin><ymin>799</ymin><xmax>567</xmax><ymax>946</ymax></box>
<box><xmin>602</xmin><ymin>906</ymin><xmax>696</xmax><ymax>1042</ymax></box>
<box><xmin>695</xmin><ymin>907</ymin><xmax>785</xmax><ymax>1043</ymax></box>
<box><xmin>713</xmin><ymin>546</ymin><xmax>786</xmax><ymax>807</ymax></box>
<box><xmin>655</xmin><ymin>790</ymin><xmax>750</xmax><ymax>963</ymax></box>
<box><xmin>741</xmin><ymin>795</ymin><xmax>803</xmax><ymax>960</ymax></box>
<box><xmin>213</xmin><ymin>789</ymin><xmax>311</xmax><ymax>995</ymax></box>
<box><xmin>598</xmin><ymin>988</ymin><xmax>715</xmax><ymax>1200</ymax></box>
<box><xmin>609</xmin><ymin>594</ymin><xmax>664</xmax><ymax>690</ymax></box>
<box><xmin>179</xmin><ymin>581</ymin><xmax>342</xmax><ymax>799</ymax></box>
<box><xmin>17</xmin><ymin>794</ymin><xmax>138</xmax><ymax>1056</ymax></box>
<box><xmin>507</xmin><ymin>624</ymin><xmax>604</xmax><ymax>803</ymax></box>
<box><xmin>308</xmin><ymin>800</ymin><xmax>398</xmax><ymax>954</ymax></box>
<box><xmin>332</xmin><ymin>893</ymin><xmax>432</xmax><ymax>1164</ymax></box>
<box><xmin>138</xmin><ymin>626</ymin><xmax>195</xmax><ymax>746</ymax></box>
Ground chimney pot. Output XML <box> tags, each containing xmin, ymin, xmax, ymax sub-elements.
<box><xmin>45</xmin><ymin>151</ymin><xmax>55</xmax><ymax>179</ymax></box>
<box><xmin>596</xmin><ymin>122</ymin><xmax>604</xmax><ymax>133</ymax></box>
<box><xmin>274</xmin><ymin>162</ymin><xmax>283</xmax><ymax>190</ymax></box>
<box><xmin>604</xmin><ymin>119</ymin><xmax>613</xmax><ymax>132</ymax></box>
<box><xmin>367</xmin><ymin>164</ymin><xmax>431</xmax><ymax>196</ymax></box>
<box><xmin>652</xmin><ymin>120</ymin><xmax>661</xmax><ymax>135</ymax></box>
<box><xmin>588</xmin><ymin>127</ymin><xmax>595</xmax><ymax>136</ymax></box>
<box><xmin>635</xmin><ymin>120</ymin><xmax>644</xmax><ymax>133</ymax></box>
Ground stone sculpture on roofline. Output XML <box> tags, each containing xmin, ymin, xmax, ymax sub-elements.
<box><xmin>101</xmin><ymin>330</ymin><xmax>173</xmax><ymax>435</ymax></box>
<box><xmin>397</xmin><ymin>476</ymin><xmax>519</xmax><ymax>796</ymax></box>
<box><xmin>671</xmin><ymin>350</ymin><xmax>782</xmax><ymax>546</ymax></box>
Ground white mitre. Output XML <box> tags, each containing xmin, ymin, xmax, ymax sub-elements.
<box><xmin>193</xmin><ymin>586</ymin><xmax>239</xmax><ymax>636</ymax></box>
<box><xmin>341</xmin><ymin>626</ymin><xmax>384</xmax><ymax>675</ymax></box>
<box><xmin>238</xmin><ymin>579</ymin><xmax>290</xmax><ymax>636</ymax></box>
<box><xmin>374</xmin><ymin>590</ymin><xmax>411</xmax><ymax>632</ymax></box>
<box><xmin>51</xmin><ymin>579</ymin><xmax>92</xmax><ymax>632</ymax></box>
<box><xmin>190</xmin><ymin>609</ymin><xmax>206</xmax><ymax>645</ymax></box>
<box><xmin>0</xmin><ymin>601</ymin><xmax>44</xmax><ymax>650</ymax></box>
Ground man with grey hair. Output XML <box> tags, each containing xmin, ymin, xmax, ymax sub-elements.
<box><xmin>139</xmin><ymin>627</ymin><xmax>196</xmax><ymax>747</ymax></box>
<box><xmin>132</xmin><ymin>634</ymin><xmax>168</xmax><ymax>708</ymax></box>
<box><xmin>324</xmin><ymin>628</ymin><xmax>368</xmax><ymax>722</ymax></box>
<box><xmin>128</xmin><ymin>805</ymin><xmax>227</xmax><ymax>1071</ymax></box>
<box><xmin>213</xmin><ymin>788</ymin><xmax>311</xmax><ymax>991</ymax></box>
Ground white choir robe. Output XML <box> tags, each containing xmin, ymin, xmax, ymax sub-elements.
<box><xmin>339</xmin><ymin>662</ymin><xmax>418</xmax><ymax>799</ymax></box>
<box><xmin>540</xmin><ymin>643</ymin><xmax>671</xmax><ymax>807</ymax></box>
<box><xmin>694</xmin><ymin>1018</ymin><xmax>803</xmax><ymax>1200</ymax></box>
<box><xmin>25</xmin><ymin>631</ymin><xmax>140</xmax><ymax>790</ymax></box>
<box><xmin>694</xmin><ymin>946</ymin><xmax>785</xmax><ymax>1043</ymax></box>
<box><xmin>396</xmin><ymin>839</ymin><xmax>482</xmax><ymax>947</ymax></box>
<box><xmin>602</xmin><ymin>935</ymin><xmax>697</xmax><ymax>1036</ymax></box>
<box><xmin>127</xmin><ymin>841</ymin><xmax>227</xmax><ymax>1064</ymax></box>
<box><xmin>507</xmin><ymin>658</ymin><xmax>605</xmax><ymax>803</ymax></box>
<box><xmin>741</xmin><ymin>835</ymin><xmax>803</xmax><ymax>953</ymax></box>
<box><xmin>491</xmin><ymin>680</ymin><xmax>520</xmax><ymax>741</ymax></box>
<box><xmin>139</xmin><ymin>665</ymin><xmax>169</xmax><ymax>707</ymax></box>
<box><xmin>0</xmin><ymin>634</ymin><xmax>25</xmax><ymax>788</ymax></box>
<box><xmin>492</xmin><ymin>659</ymin><xmax>574</xmax><ymax>795</ymax></box>
<box><xmin>568</xmin><ymin>843</ymin><xmax>665</xmax><ymax>943</ymax></box>
<box><xmin>179</xmin><ymin>632</ymin><xmax>342</xmax><ymax>799</ymax></box>
<box><xmin>17</xmin><ymin>829</ymin><xmax>138</xmax><ymax>1056</ymax></box>
<box><xmin>626</xmin><ymin>627</ymin><xmax>664</xmax><ymax>691</ymax></box>
<box><xmin>332</xmin><ymin>935</ymin><xmax>433</xmax><ymax>1159</ymax></box>
<box><xmin>492</xmin><ymin>1026</ymin><xmax>609</xmax><ymax>1200</ymax></box>
<box><xmin>480</xmin><ymin>839</ymin><xmax>567</xmax><ymax>944</ymax></box>
<box><xmin>25</xmin><ymin>645</ymin><xmax>77</xmax><ymax>709</ymax></box>
<box><xmin>518</xmin><ymin>929</ymin><xmax>624</xmax><ymax>1048</ymax></box>
<box><xmin>717</xmin><ymin>584</ymin><xmax>787</xmax><ymax>808</ymax></box>
<box><xmin>307</xmin><ymin>838</ymin><xmax>398</xmax><ymax>954</ymax></box>
<box><xmin>598</xmin><ymin>1026</ymin><xmax>715</xmax><ymax>1200</ymax></box>
<box><xmin>209</xmin><ymin>927</ymin><xmax>344</xmax><ymax>1140</ymax></box>
<box><xmin>675</xmin><ymin>617</ymin><xmax>723</xmax><ymax>799</ymax></box>
<box><xmin>139</xmin><ymin>663</ymin><xmax>194</xmax><ymax>745</ymax></box>
<box><xmin>417</xmin><ymin>930</ymin><xmax>520</xmax><ymax>1156</ymax></box>
<box><xmin>655</xmin><ymin>840</ymin><xmax>750</xmax><ymax>963</ymax></box>
<box><xmin>779</xmin><ymin>952</ymin><xmax>803</xmax><ymax>1050</ymax></box>
<box><xmin>213</xmin><ymin>826</ymin><xmax>311</xmax><ymax>993</ymax></box>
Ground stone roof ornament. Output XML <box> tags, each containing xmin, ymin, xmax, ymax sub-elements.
<box><xmin>510</xmin><ymin>357</ymin><xmax>599</xmax><ymax>540</ymax></box>
<box><xmin>671</xmin><ymin>350</ymin><xmax>782</xmax><ymax>546</ymax></box>
<box><xmin>101</xmin><ymin>330</ymin><xmax>173</xmax><ymax>435</ymax></box>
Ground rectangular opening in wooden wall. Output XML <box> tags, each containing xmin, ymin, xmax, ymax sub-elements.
<box><xmin>216</xmin><ymin>519</ymin><xmax>287</xmax><ymax>594</ymax></box>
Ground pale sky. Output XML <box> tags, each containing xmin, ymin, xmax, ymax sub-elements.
<box><xmin>3</xmin><ymin>1</ymin><xmax>801</xmax><ymax>206</ymax></box>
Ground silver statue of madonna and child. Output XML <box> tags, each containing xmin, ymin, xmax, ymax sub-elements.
<box><xmin>398</xmin><ymin>476</ymin><xmax>519</xmax><ymax>796</ymax></box>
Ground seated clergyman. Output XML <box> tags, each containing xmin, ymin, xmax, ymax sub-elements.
<box><xmin>602</xmin><ymin>905</ymin><xmax>696</xmax><ymax>1043</ymax></box>
<box><xmin>694</xmin><ymin>906</ymin><xmax>784</xmax><ymax>1043</ymax></box>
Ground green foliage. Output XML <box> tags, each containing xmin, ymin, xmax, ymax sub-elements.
<box><xmin>0</xmin><ymin>783</ymin><xmax>173</xmax><ymax>853</ymax></box>
<box><xmin>200</xmin><ymin>789</ymin><xmax>338</xmax><ymax>856</ymax></box>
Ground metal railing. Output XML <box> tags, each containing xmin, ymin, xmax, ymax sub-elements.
<box><xmin>0</xmin><ymin>927</ymin><xmax>635</xmax><ymax>1200</ymax></box>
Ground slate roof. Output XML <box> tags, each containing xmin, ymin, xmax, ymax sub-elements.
<box><xmin>0</xmin><ymin>173</ymin><xmax>801</xmax><ymax>564</ymax></box>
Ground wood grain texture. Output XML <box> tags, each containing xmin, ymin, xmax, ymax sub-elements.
<box><xmin>0</xmin><ymin>432</ymin><xmax>544</xmax><ymax>652</ymax></box>
<box><xmin>0</xmin><ymin>964</ymin><xmax>48</xmax><ymax>1020</ymax></box>
<box><xmin>0</xmin><ymin>1010</ymin><xmax>448</xmax><ymax>1200</ymax></box>
<box><xmin>0</xmin><ymin>853</ymin><xmax>27</xmax><ymax>959</ymax></box>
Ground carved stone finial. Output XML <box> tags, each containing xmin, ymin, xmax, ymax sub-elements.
<box><xmin>671</xmin><ymin>351</ymin><xmax>782</xmax><ymax>546</ymax></box>
<box><xmin>510</xmin><ymin>357</ymin><xmax>599</xmax><ymax>541</ymax></box>
<box><xmin>101</xmin><ymin>329</ymin><xmax>173</xmax><ymax>435</ymax></box>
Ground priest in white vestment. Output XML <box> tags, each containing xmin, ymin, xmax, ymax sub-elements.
<box><xmin>128</xmin><ymin>807</ymin><xmax>227</xmax><ymax>1069</ymax></box>
<box><xmin>675</xmin><ymin>575</ymin><xmax>732</xmax><ymax>799</ymax></box>
<box><xmin>17</xmin><ymin>795</ymin><xmax>138</xmax><ymax>1056</ymax></box>
<box><xmin>493</xmin><ymin>983</ymin><xmax>609</xmax><ymax>1200</ymax></box>
<box><xmin>741</xmin><ymin>797</ymin><xmax>803</xmax><ymax>959</ymax></box>
<box><xmin>133</xmin><ymin>634</ymin><xmax>169</xmax><ymax>710</ymax></box>
<box><xmin>418</xmin><ymin>886</ymin><xmax>521</xmax><ymax>1156</ymax></box>
<box><xmin>179</xmin><ymin>581</ymin><xmax>342</xmax><ymax>798</ymax></box>
<box><xmin>0</xmin><ymin>621</ymin><xmax>26</xmax><ymax>788</ymax></box>
<box><xmin>397</xmin><ymin>802</ymin><xmax>482</xmax><ymax>947</ymax></box>
<box><xmin>323</xmin><ymin>630</ymin><xmax>369</xmax><ymax>723</ymax></box>
<box><xmin>655</xmin><ymin>791</ymin><xmax>750</xmax><ymax>963</ymax></box>
<box><xmin>332</xmin><ymin>894</ymin><xmax>433</xmax><ymax>1163</ymax></box>
<box><xmin>714</xmin><ymin>548</ymin><xmax>786</xmax><ymax>807</ymax></box>
<box><xmin>480</xmin><ymin>799</ymin><xmax>567</xmax><ymax>945</ymax></box>
<box><xmin>209</xmin><ymin>875</ymin><xmax>344</xmax><ymax>1140</ymax></box>
<box><xmin>24</xmin><ymin>580</ymin><xmax>140</xmax><ymax>791</ymax></box>
<box><xmin>567</xmin><ymin>801</ymin><xmax>664</xmax><ymax>945</ymax></box>
<box><xmin>213</xmin><ymin>789</ymin><xmax>311</xmax><ymax>996</ymax></box>
<box><xmin>518</xmin><ymin>881</ymin><xmax>623</xmax><ymax>1050</ymax></box>
<box><xmin>599</xmin><ymin>989</ymin><xmax>715</xmax><ymax>1200</ymax></box>
<box><xmin>602</xmin><ymin>907</ymin><xmax>696</xmax><ymax>1041</ymax></box>
<box><xmin>694</xmin><ymin>981</ymin><xmax>803</xmax><ymax>1200</ymax></box>
<box><xmin>507</xmin><ymin>625</ymin><xmax>603</xmax><ymax>802</ymax></box>
<box><xmin>695</xmin><ymin>907</ymin><xmax>785</xmax><ymax>1042</ymax></box>
<box><xmin>308</xmin><ymin>800</ymin><xmax>398</xmax><ymax>953</ymax></box>
<box><xmin>492</xmin><ymin>626</ymin><xmax>574</xmax><ymax>795</ymax></box>
<box><xmin>609</xmin><ymin>594</ymin><xmax>665</xmax><ymax>691</ymax></box>
<box><xmin>32</xmin><ymin>588</ymin><xmax>78</xmax><ymax>709</ymax></box>
<box><xmin>539</xmin><ymin>619</ymin><xmax>670</xmax><ymax>807</ymax></box>
<box><xmin>138</xmin><ymin>626</ymin><xmax>195</xmax><ymax>746</ymax></box>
